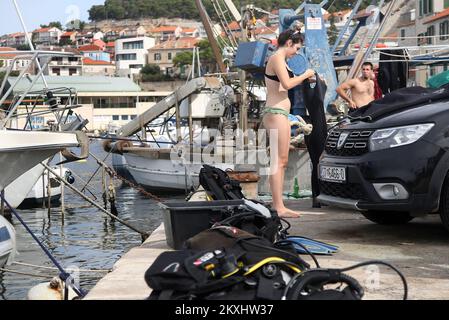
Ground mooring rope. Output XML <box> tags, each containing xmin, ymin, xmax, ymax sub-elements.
<box><xmin>42</xmin><ymin>163</ymin><xmax>151</xmax><ymax>241</ymax></box>
<box><xmin>0</xmin><ymin>267</ymin><xmax>54</xmax><ymax>279</ymax></box>
<box><xmin>11</xmin><ymin>262</ymin><xmax>111</xmax><ymax>273</ymax></box>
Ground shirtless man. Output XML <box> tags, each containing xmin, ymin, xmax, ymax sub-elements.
<box><xmin>336</xmin><ymin>62</ymin><xmax>375</xmax><ymax>109</ymax></box>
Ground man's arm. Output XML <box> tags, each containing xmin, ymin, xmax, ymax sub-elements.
<box><xmin>336</xmin><ymin>80</ymin><xmax>357</xmax><ymax>109</ymax></box>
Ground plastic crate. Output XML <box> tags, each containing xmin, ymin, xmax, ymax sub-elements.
<box><xmin>158</xmin><ymin>200</ymin><xmax>245</xmax><ymax>249</ymax></box>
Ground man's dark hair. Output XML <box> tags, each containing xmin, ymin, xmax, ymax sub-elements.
<box><xmin>362</xmin><ymin>62</ymin><xmax>374</xmax><ymax>70</ymax></box>
<box><xmin>278</xmin><ymin>29</ymin><xmax>304</xmax><ymax>46</ymax></box>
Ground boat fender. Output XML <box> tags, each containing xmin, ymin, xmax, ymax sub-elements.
<box><xmin>27</xmin><ymin>277</ymin><xmax>78</xmax><ymax>300</ymax></box>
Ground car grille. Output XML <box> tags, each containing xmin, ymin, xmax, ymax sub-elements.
<box><xmin>325</xmin><ymin>129</ymin><xmax>373</xmax><ymax>156</ymax></box>
<box><xmin>319</xmin><ymin>181</ymin><xmax>368</xmax><ymax>200</ymax></box>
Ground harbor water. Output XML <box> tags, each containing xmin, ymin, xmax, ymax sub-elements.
<box><xmin>0</xmin><ymin>140</ymin><xmax>181</xmax><ymax>300</ymax></box>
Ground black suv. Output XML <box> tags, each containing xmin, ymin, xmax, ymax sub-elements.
<box><xmin>317</xmin><ymin>86</ymin><xmax>449</xmax><ymax>231</ymax></box>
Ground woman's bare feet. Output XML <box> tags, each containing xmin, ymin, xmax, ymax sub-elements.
<box><xmin>275</xmin><ymin>207</ymin><xmax>301</xmax><ymax>218</ymax></box>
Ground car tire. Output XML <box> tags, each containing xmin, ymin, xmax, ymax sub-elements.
<box><xmin>361</xmin><ymin>210</ymin><xmax>414</xmax><ymax>225</ymax></box>
<box><xmin>438</xmin><ymin>176</ymin><xmax>449</xmax><ymax>232</ymax></box>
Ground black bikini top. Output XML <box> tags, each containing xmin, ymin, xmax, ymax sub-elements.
<box><xmin>264</xmin><ymin>67</ymin><xmax>294</xmax><ymax>82</ymax></box>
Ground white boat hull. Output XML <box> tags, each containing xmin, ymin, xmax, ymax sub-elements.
<box><xmin>0</xmin><ymin>215</ymin><xmax>16</xmax><ymax>267</ymax></box>
<box><xmin>0</xmin><ymin>130</ymin><xmax>80</xmax><ymax>191</ymax></box>
<box><xmin>3</xmin><ymin>163</ymin><xmax>46</xmax><ymax>208</ymax></box>
<box><xmin>124</xmin><ymin>151</ymin><xmax>234</xmax><ymax>191</ymax></box>
<box><xmin>20</xmin><ymin>167</ymin><xmax>72</xmax><ymax>207</ymax></box>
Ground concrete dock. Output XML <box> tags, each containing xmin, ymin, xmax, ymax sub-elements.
<box><xmin>85</xmin><ymin>198</ymin><xmax>449</xmax><ymax>300</ymax></box>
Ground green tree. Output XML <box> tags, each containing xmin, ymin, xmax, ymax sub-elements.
<box><xmin>59</xmin><ymin>38</ymin><xmax>73</xmax><ymax>46</ymax></box>
<box><xmin>89</xmin><ymin>5</ymin><xmax>106</xmax><ymax>21</ymax></box>
<box><xmin>40</xmin><ymin>21</ymin><xmax>63</xmax><ymax>30</ymax></box>
<box><xmin>196</xmin><ymin>39</ymin><xmax>217</xmax><ymax>73</ymax></box>
<box><xmin>87</xmin><ymin>0</ymin><xmax>374</xmax><ymax>22</ymax></box>
<box><xmin>140</xmin><ymin>64</ymin><xmax>172</xmax><ymax>82</ymax></box>
<box><xmin>16</xmin><ymin>44</ymin><xmax>31</xmax><ymax>51</ymax></box>
<box><xmin>173</xmin><ymin>51</ymin><xmax>194</xmax><ymax>67</ymax></box>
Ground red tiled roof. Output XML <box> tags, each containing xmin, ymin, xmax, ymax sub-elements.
<box><xmin>0</xmin><ymin>47</ymin><xmax>21</xmax><ymax>58</ymax></box>
<box><xmin>324</xmin><ymin>9</ymin><xmax>352</xmax><ymax>21</ymax></box>
<box><xmin>93</xmin><ymin>39</ymin><xmax>106</xmax><ymax>48</ymax></box>
<box><xmin>8</xmin><ymin>32</ymin><xmax>26</xmax><ymax>38</ymax></box>
<box><xmin>182</xmin><ymin>28</ymin><xmax>197</xmax><ymax>33</ymax></box>
<box><xmin>61</xmin><ymin>31</ymin><xmax>75</xmax><ymax>37</ymax></box>
<box><xmin>78</xmin><ymin>44</ymin><xmax>103</xmax><ymax>52</ymax></box>
<box><xmin>106</xmin><ymin>41</ymin><xmax>115</xmax><ymax>47</ymax></box>
<box><xmin>33</xmin><ymin>27</ymin><xmax>51</xmax><ymax>33</ymax></box>
<box><xmin>150</xmin><ymin>26</ymin><xmax>179</xmax><ymax>33</ymax></box>
<box><xmin>83</xmin><ymin>57</ymin><xmax>112</xmax><ymax>65</ymax></box>
<box><xmin>150</xmin><ymin>37</ymin><xmax>199</xmax><ymax>50</ymax></box>
<box><xmin>424</xmin><ymin>8</ymin><xmax>449</xmax><ymax>24</ymax></box>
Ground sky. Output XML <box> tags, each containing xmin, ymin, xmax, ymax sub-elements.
<box><xmin>0</xmin><ymin>0</ymin><xmax>104</xmax><ymax>35</ymax></box>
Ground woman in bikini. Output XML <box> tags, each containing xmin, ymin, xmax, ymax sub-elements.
<box><xmin>264</xmin><ymin>29</ymin><xmax>315</xmax><ymax>218</ymax></box>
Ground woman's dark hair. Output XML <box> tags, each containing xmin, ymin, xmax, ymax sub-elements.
<box><xmin>277</xmin><ymin>29</ymin><xmax>304</xmax><ymax>46</ymax></box>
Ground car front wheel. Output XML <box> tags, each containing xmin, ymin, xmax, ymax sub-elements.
<box><xmin>438</xmin><ymin>176</ymin><xmax>449</xmax><ymax>232</ymax></box>
<box><xmin>361</xmin><ymin>210</ymin><xmax>414</xmax><ymax>225</ymax></box>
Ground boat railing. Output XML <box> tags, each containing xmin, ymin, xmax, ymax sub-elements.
<box><xmin>0</xmin><ymin>50</ymin><xmax>82</xmax><ymax>131</ymax></box>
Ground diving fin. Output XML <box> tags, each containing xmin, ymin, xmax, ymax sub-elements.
<box><xmin>286</xmin><ymin>236</ymin><xmax>339</xmax><ymax>252</ymax></box>
<box><xmin>276</xmin><ymin>236</ymin><xmax>339</xmax><ymax>255</ymax></box>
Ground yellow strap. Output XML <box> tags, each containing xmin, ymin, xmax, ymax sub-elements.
<box><xmin>244</xmin><ymin>257</ymin><xmax>301</xmax><ymax>276</ymax></box>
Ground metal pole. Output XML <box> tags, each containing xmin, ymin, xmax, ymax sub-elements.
<box><xmin>42</xmin><ymin>172</ymin><xmax>46</xmax><ymax>209</ymax></box>
<box><xmin>0</xmin><ymin>59</ymin><xmax>50</xmax><ymax>128</ymax></box>
<box><xmin>332</xmin><ymin>0</ymin><xmax>364</xmax><ymax>54</ymax></box>
<box><xmin>239</xmin><ymin>8</ymin><xmax>248</xmax><ymax>145</ymax></box>
<box><xmin>41</xmin><ymin>163</ymin><xmax>149</xmax><ymax>239</ymax></box>
<box><xmin>47</xmin><ymin>169</ymin><xmax>51</xmax><ymax>219</ymax></box>
<box><xmin>175</xmin><ymin>95</ymin><xmax>182</xmax><ymax>143</ymax></box>
<box><xmin>59</xmin><ymin>152</ymin><xmax>65</xmax><ymax>223</ymax></box>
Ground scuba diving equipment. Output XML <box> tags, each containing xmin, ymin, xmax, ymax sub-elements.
<box><xmin>276</xmin><ymin>236</ymin><xmax>339</xmax><ymax>256</ymax></box>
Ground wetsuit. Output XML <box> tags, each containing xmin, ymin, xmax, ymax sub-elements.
<box><xmin>303</xmin><ymin>75</ymin><xmax>328</xmax><ymax>199</ymax></box>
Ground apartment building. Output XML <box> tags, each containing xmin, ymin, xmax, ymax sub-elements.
<box><xmin>150</xmin><ymin>26</ymin><xmax>182</xmax><ymax>43</ymax></box>
<box><xmin>38</xmin><ymin>47</ymin><xmax>83</xmax><ymax>76</ymax></box>
<box><xmin>4</xmin><ymin>32</ymin><xmax>31</xmax><ymax>48</ymax></box>
<box><xmin>115</xmin><ymin>36</ymin><xmax>155</xmax><ymax>77</ymax></box>
<box><xmin>82</xmin><ymin>58</ymin><xmax>115</xmax><ymax>76</ymax></box>
<box><xmin>79</xmin><ymin>44</ymin><xmax>111</xmax><ymax>62</ymax></box>
<box><xmin>147</xmin><ymin>37</ymin><xmax>199</xmax><ymax>75</ymax></box>
<box><xmin>32</xmin><ymin>27</ymin><xmax>62</xmax><ymax>46</ymax></box>
<box><xmin>60</xmin><ymin>31</ymin><xmax>77</xmax><ymax>45</ymax></box>
<box><xmin>0</xmin><ymin>47</ymin><xmax>33</xmax><ymax>73</ymax></box>
<box><xmin>120</xmin><ymin>26</ymin><xmax>147</xmax><ymax>38</ymax></box>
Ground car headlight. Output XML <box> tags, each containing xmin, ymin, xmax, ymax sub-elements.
<box><xmin>369</xmin><ymin>123</ymin><xmax>434</xmax><ymax>151</ymax></box>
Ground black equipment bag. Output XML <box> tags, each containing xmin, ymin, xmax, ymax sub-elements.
<box><xmin>146</xmin><ymin>226</ymin><xmax>309</xmax><ymax>300</ymax></box>
<box><xmin>199</xmin><ymin>164</ymin><xmax>245</xmax><ymax>200</ymax></box>
<box><xmin>215</xmin><ymin>204</ymin><xmax>282</xmax><ymax>243</ymax></box>
<box><xmin>184</xmin><ymin>226</ymin><xmax>309</xmax><ymax>269</ymax></box>
<box><xmin>198</xmin><ymin>164</ymin><xmax>283</xmax><ymax>242</ymax></box>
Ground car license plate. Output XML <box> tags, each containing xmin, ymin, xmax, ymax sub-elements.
<box><xmin>320</xmin><ymin>165</ymin><xmax>346</xmax><ymax>183</ymax></box>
